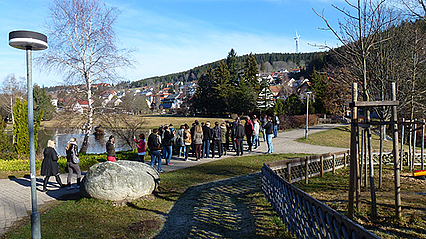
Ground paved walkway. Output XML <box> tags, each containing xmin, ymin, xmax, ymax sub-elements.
<box><xmin>0</xmin><ymin>123</ymin><xmax>347</xmax><ymax>236</ymax></box>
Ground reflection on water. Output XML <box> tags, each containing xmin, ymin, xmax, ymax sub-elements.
<box><xmin>38</xmin><ymin>128</ymin><xmax>133</xmax><ymax>156</ymax></box>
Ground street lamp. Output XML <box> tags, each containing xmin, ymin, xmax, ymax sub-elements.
<box><xmin>305</xmin><ymin>91</ymin><xmax>312</xmax><ymax>139</ymax></box>
<box><xmin>9</xmin><ymin>30</ymin><xmax>48</xmax><ymax>239</ymax></box>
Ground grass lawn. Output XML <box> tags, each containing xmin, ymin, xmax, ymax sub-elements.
<box><xmin>2</xmin><ymin>153</ymin><xmax>307</xmax><ymax>239</ymax></box>
<box><xmin>296</xmin><ymin>125</ymin><xmax>412</xmax><ymax>151</ymax></box>
<box><xmin>294</xmin><ymin>166</ymin><xmax>426</xmax><ymax>238</ymax></box>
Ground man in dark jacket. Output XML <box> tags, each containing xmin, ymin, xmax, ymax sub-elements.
<box><xmin>235</xmin><ymin>120</ymin><xmax>245</xmax><ymax>156</ymax></box>
<box><xmin>211</xmin><ymin>121</ymin><xmax>222</xmax><ymax>158</ymax></box>
<box><xmin>148</xmin><ymin>129</ymin><xmax>163</xmax><ymax>173</ymax></box>
<box><xmin>264</xmin><ymin>116</ymin><xmax>274</xmax><ymax>154</ymax></box>
<box><xmin>202</xmin><ymin>122</ymin><xmax>212</xmax><ymax>158</ymax></box>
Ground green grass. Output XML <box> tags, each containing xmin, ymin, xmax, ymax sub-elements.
<box><xmin>2</xmin><ymin>153</ymin><xmax>305</xmax><ymax>239</ymax></box>
<box><xmin>296</xmin><ymin>125</ymin><xmax>397</xmax><ymax>150</ymax></box>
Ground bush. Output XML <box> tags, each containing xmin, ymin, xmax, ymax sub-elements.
<box><xmin>279</xmin><ymin>114</ymin><xmax>319</xmax><ymax>130</ymax></box>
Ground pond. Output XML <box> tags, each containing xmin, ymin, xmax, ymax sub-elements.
<box><xmin>37</xmin><ymin>128</ymin><xmax>139</xmax><ymax>156</ymax></box>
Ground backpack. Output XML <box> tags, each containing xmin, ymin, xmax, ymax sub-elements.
<box><xmin>212</xmin><ymin>127</ymin><xmax>221</xmax><ymax>140</ymax></box>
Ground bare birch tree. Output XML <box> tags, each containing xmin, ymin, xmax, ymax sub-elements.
<box><xmin>0</xmin><ymin>74</ymin><xmax>26</xmax><ymax>126</ymax></box>
<box><xmin>39</xmin><ymin>0</ymin><xmax>133</xmax><ymax>153</ymax></box>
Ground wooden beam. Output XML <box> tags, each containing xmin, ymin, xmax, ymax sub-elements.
<box><xmin>349</xmin><ymin>100</ymin><xmax>399</xmax><ymax>107</ymax></box>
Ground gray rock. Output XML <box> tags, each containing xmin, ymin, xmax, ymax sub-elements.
<box><xmin>82</xmin><ymin>160</ymin><xmax>160</xmax><ymax>201</ymax></box>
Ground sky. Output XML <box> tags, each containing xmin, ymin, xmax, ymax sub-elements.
<box><xmin>1</xmin><ymin>0</ymin><xmax>348</xmax><ymax>87</ymax></box>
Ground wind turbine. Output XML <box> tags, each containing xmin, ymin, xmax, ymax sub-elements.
<box><xmin>294</xmin><ymin>30</ymin><xmax>300</xmax><ymax>53</ymax></box>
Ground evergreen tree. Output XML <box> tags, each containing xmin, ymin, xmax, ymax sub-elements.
<box><xmin>0</xmin><ymin>115</ymin><xmax>16</xmax><ymax>160</ymax></box>
<box><xmin>226</xmin><ymin>49</ymin><xmax>239</xmax><ymax>85</ymax></box>
<box><xmin>310</xmin><ymin>70</ymin><xmax>328</xmax><ymax>114</ymax></box>
<box><xmin>244</xmin><ymin>53</ymin><xmax>260</xmax><ymax>92</ymax></box>
<box><xmin>192</xmin><ymin>68</ymin><xmax>215</xmax><ymax>115</ymax></box>
<box><xmin>273</xmin><ymin>98</ymin><xmax>285</xmax><ymax>115</ymax></box>
<box><xmin>13</xmin><ymin>99</ymin><xmax>43</xmax><ymax>156</ymax></box>
<box><xmin>33</xmin><ymin>85</ymin><xmax>55</xmax><ymax>120</ymax></box>
<box><xmin>212</xmin><ymin>61</ymin><xmax>232</xmax><ymax>115</ymax></box>
<box><xmin>229</xmin><ymin>80</ymin><xmax>257</xmax><ymax>115</ymax></box>
<box><xmin>283</xmin><ymin>94</ymin><xmax>305</xmax><ymax>115</ymax></box>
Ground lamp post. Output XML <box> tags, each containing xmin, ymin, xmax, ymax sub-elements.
<box><xmin>305</xmin><ymin>91</ymin><xmax>312</xmax><ymax>139</ymax></box>
<box><xmin>9</xmin><ymin>30</ymin><xmax>48</xmax><ymax>239</ymax></box>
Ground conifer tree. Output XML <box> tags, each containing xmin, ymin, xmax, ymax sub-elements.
<box><xmin>244</xmin><ymin>53</ymin><xmax>260</xmax><ymax>92</ymax></box>
<box><xmin>12</xmin><ymin>99</ymin><xmax>43</xmax><ymax>156</ymax></box>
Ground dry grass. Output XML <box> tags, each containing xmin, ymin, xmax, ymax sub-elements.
<box><xmin>41</xmin><ymin>114</ymin><xmax>231</xmax><ymax>129</ymax></box>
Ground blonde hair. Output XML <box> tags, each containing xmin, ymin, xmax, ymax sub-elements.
<box><xmin>66</xmin><ymin>138</ymin><xmax>76</xmax><ymax>150</ymax></box>
<box><xmin>47</xmin><ymin>140</ymin><xmax>55</xmax><ymax>148</ymax></box>
<box><xmin>195</xmin><ymin>124</ymin><xmax>203</xmax><ymax>133</ymax></box>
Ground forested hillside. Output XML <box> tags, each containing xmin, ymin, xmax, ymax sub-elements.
<box><xmin>130</xmin><ymin>51</ymin><xmax>328</xmax><ymax>88</ymax></box>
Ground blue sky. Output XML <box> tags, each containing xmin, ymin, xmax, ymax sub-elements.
<box><xmin>1</xmin><ymin>0</ymin><xmax>347</xmax><ymax>87</ymax></box>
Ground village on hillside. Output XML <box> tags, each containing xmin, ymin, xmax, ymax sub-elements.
<box><xmin>49</xmin><ymin>68</ymin><xmax>312</xmax><ymax>115</ymax></box>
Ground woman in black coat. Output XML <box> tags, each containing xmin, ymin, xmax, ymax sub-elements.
<box><xmin>41</xmin><ymin>140</ymin><xmax>64</xmax><ymax>192</ymax></box>
<box><xmin>66</xmin><ymin>138</ymin><xmax>81</xmax><ymax>190</ymax></box>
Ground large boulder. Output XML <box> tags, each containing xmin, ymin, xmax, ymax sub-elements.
<box><xmin>82</xmin><ymin>160</ymin><xmax>160</xmax><ymax>201</ymax></box>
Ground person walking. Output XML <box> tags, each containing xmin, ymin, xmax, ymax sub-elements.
<box><xmin>106</xmin><ymin>135</ymin><xmax>116</xmax><ymax>162</ymax></box>
<box><xmin>202</xmin><ymin>122</ymin><xmax>212</xmax><ymax>158</ymax></box>
<box><xmin>65</xmin><ymin>138</ymin><xmax>82</xmax><ymax>190</ymax></box>
<box><xmin>41</xmin><ymin>140</ymin><xmax>65</xmax><ymax>192</ymax></box>
<box><xmin>183</xmin><ymin>124</ymin><xmax>192</xmax><ymax>161</ymax></box>
<box><xmin>148</xmin><ymin>129</ymin><xmax>163</xmax><ymax>173</ymax></box>
<box><xmin>272</xmin><ymin>112</ymin><xmax>280</xmax><ymax>138</ymax></box>
<box><xmin>193</xmin><ymin>124</ymin><xmax>204</xmax><ymax>161</ymax></box>
<box><xmin>220</xmin><ymin>123</ymin><xmax>227</xmax><ymax>156</ymax></box>
<box><xmin>133</xmin><ymin>133</ymin><xmax>146</xmax><ymax>162</ymax></box>
<box><xmin>264</xmin><ymin>116</ymin><xmax>274</xmax><ymax>154</ymax></box>
<box><xmin>235</xmin><ymin>120</ymin><xmax>245</xmax><ymax>156</ymax></box>
<box><xmin>162</xmin><ymin>125</ymin><xmax>174</xmax><ymax>165</ymax></box>
<box><xmin>245</xmin><ymin>116</ymin><xmax>254</xmax><ymax>151</ymax></box>
<box><xmin>211</xmin><ymin>122</ymin><xmax>222</xmax><ymax>158</ymax></box>
<box><xmin>252</xmin><ymin>118</ymin><xmax>260</xmax><ymax>149</ymax></box>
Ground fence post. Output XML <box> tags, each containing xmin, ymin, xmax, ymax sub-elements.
<box><xmin>400</xmin><ymin>119</ymin><xmax>404</xmax><ymax>170</ymax></box>
<box><xmin>320</xmin><ymin>156</ymin><xmax>324</xmax><ymax>177</ymax></box>
<box><xmin>422</xmin><ymin>119</ymin><xmax>425</xmax><ymax>170</ymax></box>
<box><xmin>305</xmin><ymin>156</ymin><xmax>309</xmax><ymax>184</ymax></box>
<box><xmin>344</xmin><ymin>152</ymin><xmax>347</xmax><ymax>168</ymax></box>
<box><xmin>333</xmin><ymin>154</ymin><xmax>336</xmax><ymax>175</ymax></box>
<box><xmin>287</xmin><ymin>162</ymin><xmax>292</xmax><ymax>183</ymax></box>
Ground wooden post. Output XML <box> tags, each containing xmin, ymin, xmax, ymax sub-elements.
<box><xmin>361</xmin><ymin>129</ymin><xmax>364</xmax><ymax>186</ymax></box>
<box><xmin>287</xmin><ymin>162</ymin><xmax>292</xmax><ymax>183</ymax></box>
<box><xmin>391</xmin><ymin>82</ymin><xmax>401</xmax><ymax>219</ymax></box>
<box><xmin>412</xmin><ymin>121</ymin><xmax>416</xmax><ymax>171</ymax></box>
<box><xmin>320</xmin><ymin>156</ymin><xmax>324</xmax><ymax>177</ymax></box>
<box><xmin>409</xmin><ymin>121</ymin><xmax>413</xmax><ymax>171</ymax></box>
<box><xmin>333</xmin><ymin>154</ymin><xmax>336</xmax><ymax>175</ymax></box>
<box><xmin>344</xmin><ymin>152</ymin><xmax>347</xmax><ymax>168</ymax></box>
<box><xmin>422</xmin><ymin>119</ymin><xmax>425</xmax><ymax>170</ymax></box>
<box><xmin>367</xmin><ymin>127</ymin><xmax>377</xmax><ymax>219</ymax></box>
<box><xmin>379</xmin><ymin>124</ymin><xmax>383</xmax><ymax>189</ymax></box>
<box><xmin>305</xmin><ymin>156</ymin><xmax>309</xmax><ymax>184</ymax></box>
<box><xmin>400</xmin><ymin>119</ymin><xmax>404</xmax><ymax>170</ymax></box>
<box><xmin>348</xmin><ymin>83</ymin><xmax>359</xmax><ymax>219</ymax></box>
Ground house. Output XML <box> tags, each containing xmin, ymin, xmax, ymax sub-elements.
<box><xmin>159</xmin><ymin>93</ymin><xmax>182</xmax><ymax>109</ymax></box>
<box><xmin>258</xmin><ymin>87</ymin><xmax>275</xmax><ymax>109</ymax></box>
<box><xmin>73</xmin><ymin>100</ymin><xmax>89</xmax><ymax>114</ymax></box>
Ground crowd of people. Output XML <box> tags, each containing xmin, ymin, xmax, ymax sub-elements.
<box><xmin>39</xmin><ymin>114</ymin><xmax>280</xmax><ymax>191</ymax></box>
<box><xmin>145</xmin><ymin>114</ymin><xmax>280</xmax><ymax>173</ymax></box>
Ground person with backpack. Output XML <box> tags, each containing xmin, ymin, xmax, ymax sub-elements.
<box><xmin>211</xmin><ymin>121</ymin><xmax>222</xmax><ymax>158</ymax></box>
<box><xmin>65</xmin><ymin>138</ymin><xmax>81</xmax><ymax>190</ymax></box>
<box><xmin>148</xmin><ymin>129</ymin><xmax>163</xmax><ymax>173</ymax></box>
<box><xmin>220</xmin><ymin>123</ymin><xmax>228</xmax><ymax>156</ymax></box>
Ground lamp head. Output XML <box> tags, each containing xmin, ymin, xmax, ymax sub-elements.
<box><xmin>9</xmin><ymin>30</ymin><xmax>47</xmax><ymax>51</ymax></box>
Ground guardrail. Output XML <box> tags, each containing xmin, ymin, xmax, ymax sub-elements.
<box><xmin>261</xmin><ymin>151</ymin><xmax>380</xmax><ymax>239</ymax></box>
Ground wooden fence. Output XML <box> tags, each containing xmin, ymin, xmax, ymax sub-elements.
<box><xmin>261</xmin><ymin>150</ymin><xmax>380</xmax><ymax>239</ymax></box>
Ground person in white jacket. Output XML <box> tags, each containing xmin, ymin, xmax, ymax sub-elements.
<box><xmin>252</xmin><ymin>118</ymin><xmax>260</xmax><ymax>149</ymax></box>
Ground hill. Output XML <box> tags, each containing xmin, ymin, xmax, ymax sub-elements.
<box><xmin>130</xmin><ymin>51</ymin><xmax>328</xmax><ymax>88</ymax></box>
